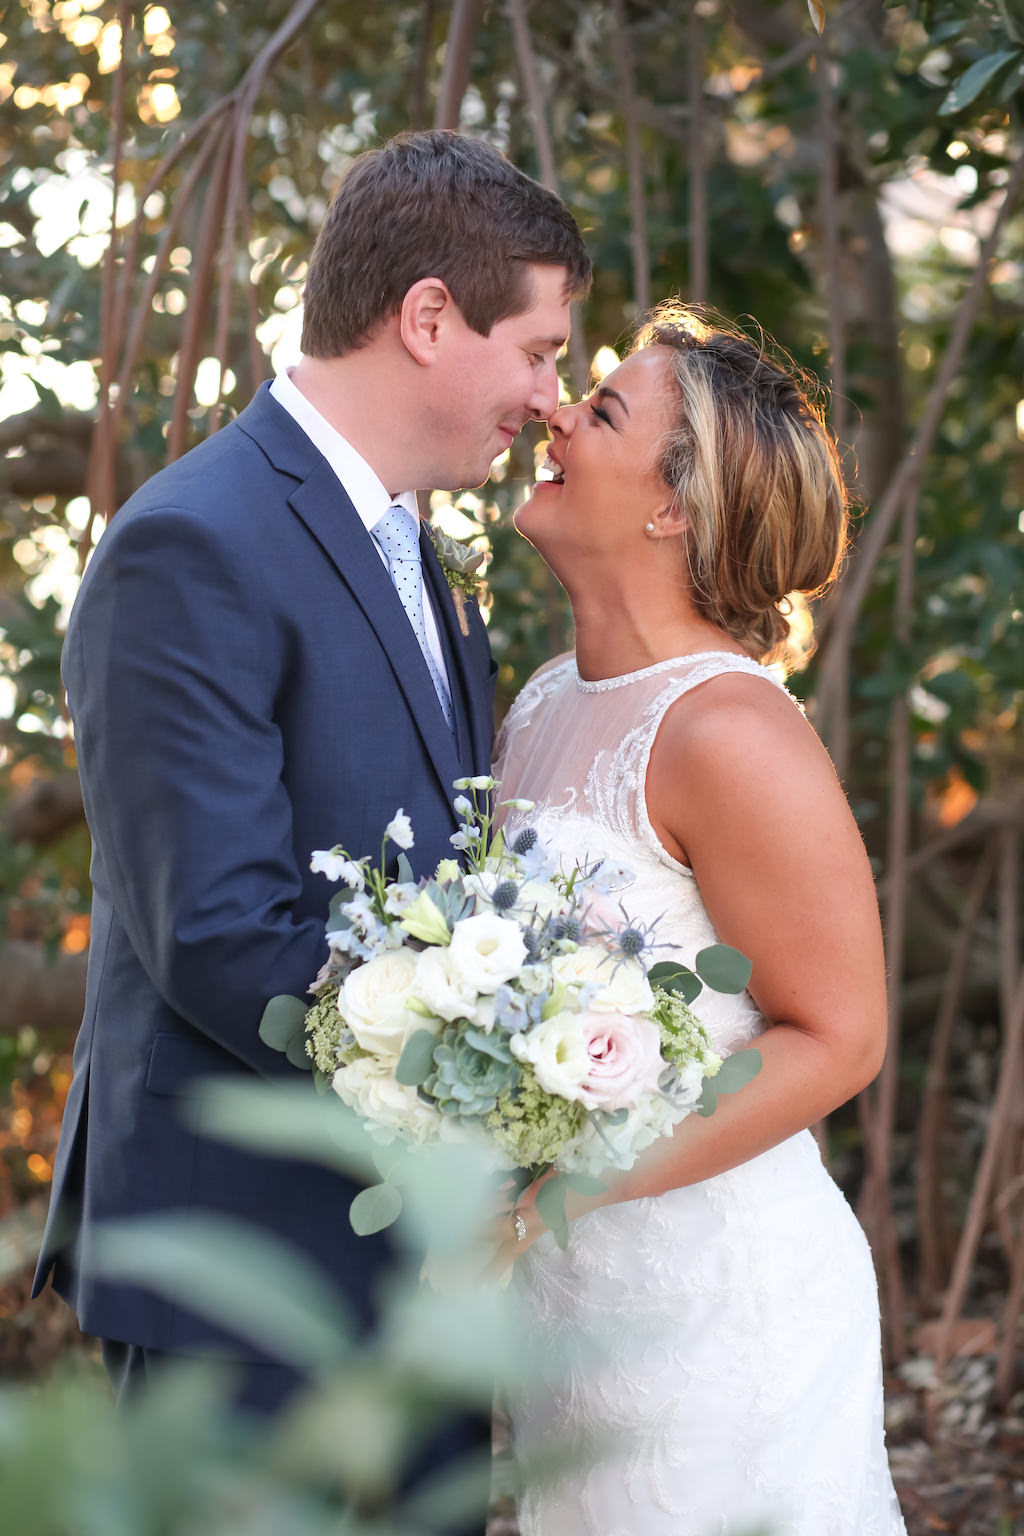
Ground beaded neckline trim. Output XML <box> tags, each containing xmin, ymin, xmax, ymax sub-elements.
<box><xmin>574</xmin><ymin>651</ymin><xmax>767</xmax><ymax>693</ymax></box>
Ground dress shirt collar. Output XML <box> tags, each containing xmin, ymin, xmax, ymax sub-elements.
<box><xmin>269</xmin><ymin>368</ymin><xmax>418</xmax><ymax>530</ymax></box>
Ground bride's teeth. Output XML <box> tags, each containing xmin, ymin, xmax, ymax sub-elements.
<box><xmin>536</xmin><ymin>454</ymin><xmax>564</xmax><ymax>484</ymax></box>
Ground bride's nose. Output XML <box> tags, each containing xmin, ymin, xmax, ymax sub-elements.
<box><xmin>546</xmin><ymin>402</ymin><xmax>575</xmax><ymax>438</ymax></box>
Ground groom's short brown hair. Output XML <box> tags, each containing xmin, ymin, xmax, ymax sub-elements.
<box><xmin>300</xmin><ymin>130</ymin><xmax>591</xmax><ymax>356</ymax></box>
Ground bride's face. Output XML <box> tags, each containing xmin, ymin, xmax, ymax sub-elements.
<box><xmin>514</xmin><ymin>346</ymin><xmax>679</xmax><ymax>567</ymax></box>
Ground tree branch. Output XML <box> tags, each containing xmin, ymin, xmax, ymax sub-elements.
<box><xmin>0</xmin><ymin>942</ymin><xmax>87</xmax><ymax>1039</ymax></box>
<box><xmin>4</xmin><ymin>773</ymin><xmax>84</xmax><ymax>847</ymax></box>
<box><xmin>434</xmin><ymin>0</ymin><xmax>483</xmax><ymax>130</ymax></box>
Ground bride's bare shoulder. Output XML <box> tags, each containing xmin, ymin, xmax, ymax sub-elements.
<box><xmin>650</xmin><ymin>666</ymin><xmax>846</xmax><ymax>836</ymax></box>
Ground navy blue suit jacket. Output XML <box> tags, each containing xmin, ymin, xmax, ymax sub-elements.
<box><xmin>34</xmin><ymin>383</ymin><xmax>497</xmax><ymax>1351</ymax></box>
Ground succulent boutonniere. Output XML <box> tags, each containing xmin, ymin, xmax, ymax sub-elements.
<box><xmin>424</xmin><ymin>523</ymin><xmax>486</xmax><ymax>637</ymax></box>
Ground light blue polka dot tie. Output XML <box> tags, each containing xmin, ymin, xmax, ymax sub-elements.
<box><xmin>373</xmin><ymin>505</ymin><xmax>454</xmax><ymax>730</ymax></box>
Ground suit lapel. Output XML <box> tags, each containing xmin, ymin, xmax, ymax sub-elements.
<box><xmin>287</xmin><ymin>458</ymin><xmax>463</xmax><ymax>807</ymax></box>
<box><xmin>420</xmin><ymin>530</ymin><xmax>493</xmax><ymax>775</ymax></box>
<box><xmin>235</xmin><ymin>384</ymin><xmax>482</xmax><ymax>795</ymax></box>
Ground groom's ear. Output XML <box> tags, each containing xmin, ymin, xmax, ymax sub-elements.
<box><xmin>400</xmin><ymin>278</ymin><xmax>455</xmax><ymax>365</ymax></box>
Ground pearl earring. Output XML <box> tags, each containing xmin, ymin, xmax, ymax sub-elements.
<box><xmin>644</xmin><ymin>522</ymin><xmax>655</xmax><ymax>533</ymax></box>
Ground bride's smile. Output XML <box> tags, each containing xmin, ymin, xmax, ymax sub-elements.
<box><xmin>516</xmin><ymin>346</ymin><xmax>679</xmax><ymax>564</ymax></box>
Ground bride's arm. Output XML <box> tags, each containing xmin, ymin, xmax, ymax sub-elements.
<box><xmin>514</xmin><ymin>672</ymin><xmax>887</xmax><ymax>1242</ymax></box>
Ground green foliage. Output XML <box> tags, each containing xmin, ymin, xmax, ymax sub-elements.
<box><xmin>697</xmin><ymin>1048</ymin><xmax>764</xmax><ymax>1117</ymax></box>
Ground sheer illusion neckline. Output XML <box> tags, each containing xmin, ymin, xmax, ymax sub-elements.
<box><xmin>574</xmin><ymin>650</ymin><xmax>758</xmax><ymax>693</ymax></box>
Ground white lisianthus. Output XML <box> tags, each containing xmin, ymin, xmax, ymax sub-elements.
<box><xmin>510</xmin><ymin>1011</ymin><xmax>591</xmax><ymax>1102</ymax></box>
<box><xmin>414</xmin><ymin>945</ymin><xmax>481</xmax><ymax>1024</ymax></box>
<box><xmin>673</xmin><ymin>1056</ymin><xmax>711</xmax><ymax>1104</ymax></box>
<box><xmin>339</xmin><ymin>948</ymin><xmax>434</xmax><ymax>1059</ymax></box>
<box><xmin>517</xmin><ymin>878</ymin><xmax>570</xmax><ymax>921</ymax></box>
<box><xmin>469</xmin><ymin>993</ymin><xmax>498</xmax><ymax>1033</ymax></box>
<box><xmin>434</xmin><ymin>858</ymin><xmax>461</xmax><ymax>883</ymax></box>
<box><xmin>384</xmin><ymin>810</ymin><xmax>414</xmax><ymax>850</ymax></box>
<box><xmin>310</xmin><ymin>849</ymin><xmax>364</xmax><ymax>885</ymax></box>
<box><xmin>462</xmin><ymin>870</ymin><xmax>499</xmax><ymax>905</ymax></box>
<box><xmin>552</xmin><ymin>946</ymin><xmax>654</xmax><ymax>1014</ymax></box>
<box><xmin>447</xmin><ymin>911</ymin><xmax>528</xmax><ymax>994</ymax></box>
<box><xmin>332</xmin><ymin>1057</ymin><xmax>438</xmax><ymax>1143</ymax></box>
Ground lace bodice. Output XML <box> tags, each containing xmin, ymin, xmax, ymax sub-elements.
<box><xmin>494</xmin><ymin>650</ymin><xmax>796</xmax><ymax>1058</ymax></box>
<box><xmin>498</xmin><ymin>651</ymin><xmax>906</xmax><ymax>1536</ymax></box>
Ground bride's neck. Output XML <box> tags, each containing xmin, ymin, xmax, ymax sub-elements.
<box><xmin>567</xmin><ymin>583</ymin><xmax>739</xmax><ymax>682</ymax></box>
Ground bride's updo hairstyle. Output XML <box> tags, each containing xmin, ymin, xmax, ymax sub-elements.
<box><xmin>632</xmin><ymin>304</ymin><xmax>848</xmax><ymax>670</ymax></box>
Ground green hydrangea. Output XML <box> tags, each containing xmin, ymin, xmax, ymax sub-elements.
<box><xmin>651</xmin><ymin>986</ymin><xmax>721</xmax><ymax>1075</ymax></box>
<box><xmin>304</xmin><ymin>985</ymin><xmax>366</xmax><ymax>1075</ymax></box>
<box><xmin>485</xmin><ymin>1060</ymin><xmax>588</xmax><ymax>1170</ymax></box>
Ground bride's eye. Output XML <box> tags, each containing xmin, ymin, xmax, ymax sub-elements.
<box><xmin>590</xmin><ymin>403</ymin><xmax>612</xmax><ymax>425</ymax></box>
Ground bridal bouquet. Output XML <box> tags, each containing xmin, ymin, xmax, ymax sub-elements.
<box><xmin>260</xmin><ymin>778</ymin><xmax>760</xmax><ymax>1245</ymax></box>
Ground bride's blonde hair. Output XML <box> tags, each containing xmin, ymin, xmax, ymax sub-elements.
<box><xmin>631</xmin><ymin>304</ymin><xmax>848</xmax><ymax>671</ymax></box>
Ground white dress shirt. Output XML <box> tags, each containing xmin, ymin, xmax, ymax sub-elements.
<box><xmin>269</xmin><ymin>369</ymin><xmax>452</xmax><ymax>691</ymax></box>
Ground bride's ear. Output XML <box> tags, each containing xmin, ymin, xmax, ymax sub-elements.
<box><xmin>651</xmin><ymin>504</ymin><xmax>687</xmax><ymax>539</ymax></box>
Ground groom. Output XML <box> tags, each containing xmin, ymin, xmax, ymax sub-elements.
<box><xmin>34</xmin><ymin>129</ymin><xmax>591</xmax><ymax>1414</ymax></box>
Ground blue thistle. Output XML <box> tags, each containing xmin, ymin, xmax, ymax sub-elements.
<box><xmin>512</xmin><ymin>827</ymin><xmax>538</xmax><ymax>855</ymax></box>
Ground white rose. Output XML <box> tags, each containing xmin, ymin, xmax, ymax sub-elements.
<box><xmin>447</xmin><ymin>911</ymin><xmax>528</xmax><ymax>994</ymax></box>
<box><xmin>332</xmin><ymin>1057</ymin><xmax>437</xmax><ymax>1143</ymax></box>
<box><xmin>413</xmin><ymin>945</ymin><xmax>480</xmax><ymax>1024</ymax></box>
<box><xmin>510</xmin><ymin>1011</ymin><xmax>591</xmax><ymax>1102</ymax></box>
<box><xmin>551</xmin><ymin>946</ymin><xmax>654</xmax><ymax>1014</ymax></box>
<box><xmin>338</xmin><ymin>948</ymin><xmax>431</xmax><ymax>1059</ymax></box>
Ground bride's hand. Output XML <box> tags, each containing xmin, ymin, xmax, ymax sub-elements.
<box><xmin>492</xmin><ymin>1177</ymin><xmax>546</xmax><ymax>1271</ymax></box>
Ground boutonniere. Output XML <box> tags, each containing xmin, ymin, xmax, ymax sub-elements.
<box><xmin>424</xmin><ymin>523</ymin><xmax>486</xmax><ymax>637</ymax></box>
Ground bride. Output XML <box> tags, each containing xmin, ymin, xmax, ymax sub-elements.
<box><xmin>493</xmin><ymin>305</ymin><xmax>906</xmax><ymax>1535</ymax></box>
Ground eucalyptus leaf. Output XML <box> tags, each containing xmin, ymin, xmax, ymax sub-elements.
<box><xmin>713</xmin><ymin>1048</ymin><xmax>763</xmax><ymax>1094</ymax></box>
<box><xmin>395</xmin><ymin>1028</ymin><xmax>440</xmax><ymax>1087</ymax></box>
<box><xmin>350</xmin><ymin>1181</ymin><xmax>403</xmax><ymax>1236</ymax></box>
<box><xmin>285</xmin><ymin>1031</ymin><xmax>313</xmax><ymax>1071</ymax></box>
<box><xmin>535</xmin><ymin>1176</ymin><xmax>570</xmax><ymax>1250</ymax></box>
<box><xmin>652</xmin><ymin>968</ymin><xmax>702</xmax><ymax>1005</ymax></box>
<box><xmin>565</xmin><ymin>1173</ymin><xmax>607</xmax><ymax>1196</ymax></box>
<box><xmin>95</xmin><ymin>1213</ymin><xmax>351</xmax><ymax>1368</ymax></box>
<box><xmin>696</xmin><ymin>1079</ymin><xmax>718</xmax><ymax>1117</ymax></box>
<box><xmin>258</xmin><ymin>993</ymin><xmax>309</xmax><ymax>1053</ymax></box>
<box><xmin>939</xmin><ymin>50</ymin><xmax>1021</xmax><ymax>115</ymax></box>
<box><xmin>396</xmin><ymin>852</ymin><xmax>415</xmax><ymax>885</ymax></box>
<box><xmin>648</xmin><ymin>961</ymin><xmax>701</xmax><ymax>1005</ymax></box>
<box><xmin>327</xmin><ymin>885</ymin><xmax>357</xmax><ymax>929</ymax></box>
<box><xmin>182</xmin><ymin>1080</ymin><xmax>379</xmax><ymax>1179</ymax></box>
<box><xmin>695</xmin><ymin>944</ymin><xmax>753</xmax><ymax>995</ymax></box>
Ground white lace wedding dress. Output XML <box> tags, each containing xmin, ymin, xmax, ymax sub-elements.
<box><xmin>494</xmin><ymin>651</ymin><xmax>906</xmax><ymax>1536</ymax></box>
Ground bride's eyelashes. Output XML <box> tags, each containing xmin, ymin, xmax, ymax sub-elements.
<box><xmin>589</xmin><ymin>402</ymin><xmax>613</xmax><ymax>426</ymax></box>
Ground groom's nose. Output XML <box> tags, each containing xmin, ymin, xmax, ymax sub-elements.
<box><xmin>528</xmin><ymin>356</ymin><xmax>561</xmax><ymax>421</ymax></box>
